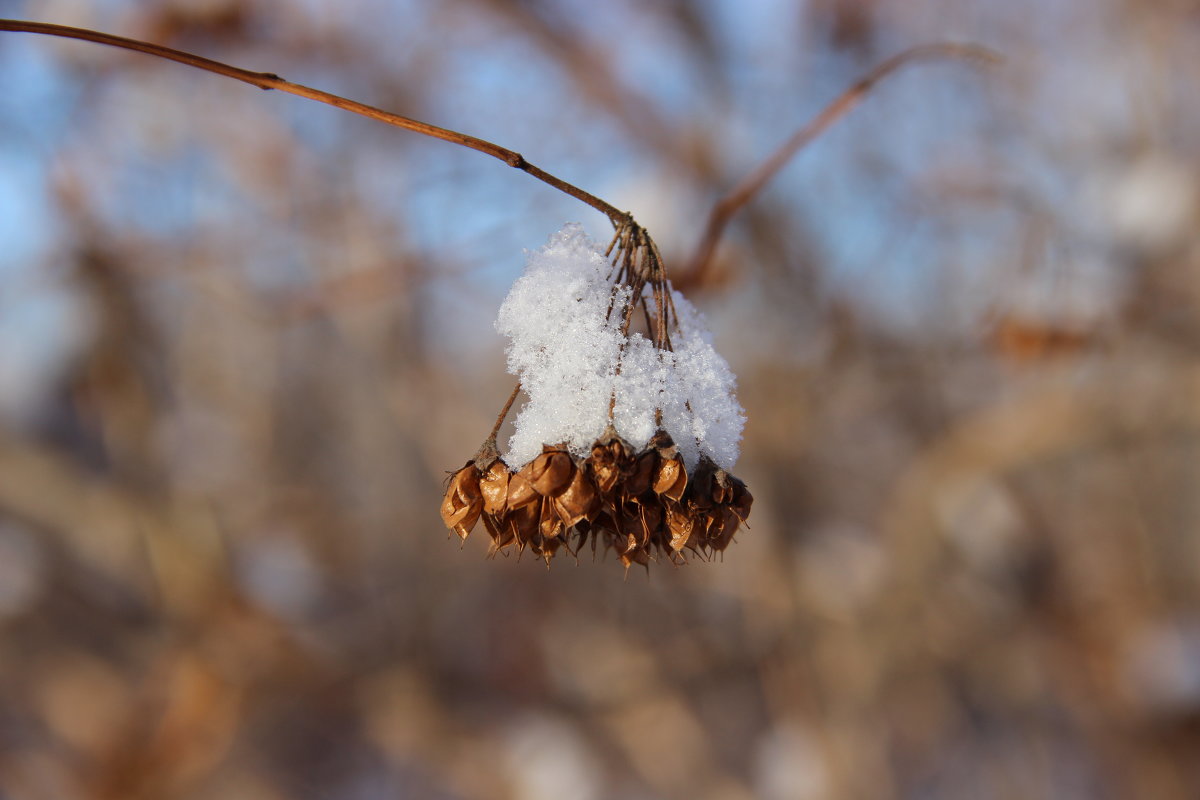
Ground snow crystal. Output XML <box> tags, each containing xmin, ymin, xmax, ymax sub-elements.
<box><xmin>496</xmin><ymin>224</ymin><xmax>744</xmax><ymax>472</ymax></box>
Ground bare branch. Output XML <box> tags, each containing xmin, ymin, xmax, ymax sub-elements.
<box><xmin>684</xmin><ymin>43</ymin><xmax>1001</xmax><ymax>285</ymax></box>
<box><xmin>0</xmin><ymin>19</ymin><xmax>631</xmax><ymax>225</ymax></box>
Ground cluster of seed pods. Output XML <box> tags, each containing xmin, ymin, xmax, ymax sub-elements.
<box><xmin>440</xmin><ymin>430</ymin><xmax>752</xmax><ymax>568</ymax></box>
<box><xmin>442</xmin><ymin>222</ymin><xmax>751</xmax><ymax>568</ymax></box>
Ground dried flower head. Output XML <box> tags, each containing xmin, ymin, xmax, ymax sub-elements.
<box><xmin>440</xmin><ymin>223</ymin><xmax>751</xmax><ymax>569</ymax></box>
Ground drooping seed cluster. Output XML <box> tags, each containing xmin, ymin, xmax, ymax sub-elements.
<box><xmin>441</xmin><ymin>222</ymin><xmax>751</xmax><ymax>569</ymax></box>
<box><xmin>440</xmin><ymin>430</ymin><xmax>752</xmax><ymax>568</ymax></box>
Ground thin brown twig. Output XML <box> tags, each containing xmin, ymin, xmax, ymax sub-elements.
<box><xmin>473</xmin><ymin>381</ymin><xmax>521</xmax><ymax>464</ymax></box>
<box><xmin>0</xmin><ymin>19</ymin><xmax>630</xmax><ymax>225</ymax></box>
<box><xmin>684</xmin><ymin>43</ymin><xmax>1001</xmax><ymax>284</ymax></box>
<box><xmin>487</xmin><ymin>383</ymin><xmax>522</xmax><ymax>441</ymax></box>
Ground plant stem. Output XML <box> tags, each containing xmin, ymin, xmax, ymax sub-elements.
<box><xmin>488</xmin><ymin>383</ymin><xmax>522</xmax><ymax>441</ymax></box>
<box><xmin>0</xmin><ymin>19</ymin><xmax>631</xmax><ymax>226</ymax></box>
<box><xmin>684</xmin><ymin>43</ymin><xmax>1001</xmax><ymax>283</ymax></box>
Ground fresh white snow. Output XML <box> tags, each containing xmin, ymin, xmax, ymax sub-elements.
<box><xmin>496</xmin><ymin>224</ymin><xmax>744</xmax><ymax>472</ymax></box>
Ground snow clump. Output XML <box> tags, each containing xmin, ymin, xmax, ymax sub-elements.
<box><xmin>496</xmin><ymin>223</ymin><xmax>744</xmax><ymax>472</ymax></box>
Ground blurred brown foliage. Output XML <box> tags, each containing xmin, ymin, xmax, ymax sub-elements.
<box><xmin>2</xmin><ymin>1</ymin><xmax>1200</xmax><ymax>799</ymax></box>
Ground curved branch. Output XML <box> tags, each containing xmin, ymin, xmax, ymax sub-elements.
<box><xmin>0</xmin><ymin>19</ymin><xmax>630</xmax><ymax>225</ymax></box>
<box><xmin>684</xmin><ymin>43</ymin><xmax>1001</xmax><ymax>284</ymax></box>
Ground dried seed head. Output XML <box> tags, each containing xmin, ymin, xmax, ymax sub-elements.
<box><xmin>441</xmin><ymin>429</ymin><xmax>751</xmax><ymax>568</ymax></box>
<box><xmin>439</xmin><ymin>225</ymin><xmax>751</xmax><ymax>569</ymax></box>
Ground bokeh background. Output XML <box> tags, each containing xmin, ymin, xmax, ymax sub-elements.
<box><xmin>2</xmin><ymin>1</ymin><xmax>1199</xmax><ymax>798</ymax></box>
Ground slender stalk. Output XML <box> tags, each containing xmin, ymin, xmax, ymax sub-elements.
<box><xmin>684</xmin><ymin>43</ymin><xmax>1001</xmax><ymax>283</ymax></box>
<box><xmin>0</xmin><ymin>21</ymin><xmax>998</xmax><ymax>291</ymax></box>
<box><xmin>474</xmin><ymin>381</ymin><xmax>521</xmax><ymax>464</ymax></box>
<box><xmin>488</xmin><ymin>383</ymin><xmax>522</xmax><ymax>441</ymax></box>
<box><xmin>0</xmin><ymin>19</ymin><xmax>630</xmax><ymax>225</ymax></box>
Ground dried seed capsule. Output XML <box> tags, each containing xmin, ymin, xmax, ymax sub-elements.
<box><xmin>440</xmin><ymin>463</ymin><xmax>483</xmax><ymax>538</ymax></box>
<box><xmin>507</xmin><ymin>469</ymin><xmax>539</xmax><ymax>510</ymax></box>
<box><xmin>553</xmin><ymin>467</ymin><xmax>599</xmax><ymax>528</ymax></box>
<box><xmin>730</xmin><ymin>478</ymin><xmax>753</xmax><ymax>523</ymax></box>
<box><xmin>509</xmin><ymin>502</ymin><xmax>541</xmax><ymax>549</ymax></box>
<box><xmin>653</xmin><ymin>456</ymin><xmax>687</xmax><ymax>501</ymax></box>
<box><xmin>665</xmin><ymin>503</ymin><xmax>695</xmax><ymax>552</ymax></box>
<box><xmin>698</xmin><ymin>508</ymin><xmax>722</xmax><ymax>547</ymax></box>
<box><xmin>482</xmin><ymin>513</ymin><xmax>513</xmax><ymax>553</ymax></box>
<box><xmin>589</xmin><ymin>438</ymin><xmax>628</xmax><ymax>494</ymax></box>
<box><xmin>639</xmin><ymin>502</ymin><xmax>663</xmax><ymax>546</ymax></box>
<box><xmin>690</xmin><ymin>460</ymin><xmax>717</xmax><ymax>506</ymax></box>
<box><xmin>539</xmin><ymin>496</ymin><xmax>565</xmax><ymax>540</ymax></box>
<box><xmin>712</xmin><ymin>469</ymin><xmax>733</xmax><ymax>505</ymax></box>
<box><xmin>480</xmin><ymin>460</ymin><xmax>511</xmax><ymax>516</ymax></box>
<box><xmin>535</xmin><ymin>533</ymin><xmax>563</xmax><ymax>567</ymax></box>
<box><xmin>589</xmin><ymin>511</ymin><xmax>619</xmax><ymax>544</ymax></box>
<box><xmin>625</xmin><ymin>451</ymin><xmax>657</xmax><ymax>498</ymax></box>
<box><xmin>711</xmin><ymin>507</ymin><xmax>741</xmax><ymax>551</ymax></box>
<box><xmin>619</xmin><ymin>546</ymin><xmax>650</xmax><ymax>570</ymax></box>
<box><xmin>529</xmin><ymin>449</ymin><xmax>574</xmax><ymax>496</ymax></box>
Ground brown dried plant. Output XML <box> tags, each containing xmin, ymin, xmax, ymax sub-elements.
<box><xmin>440</xmin><ymin>221</ymin><xmax>756</xmax><ymax>568</ymax></box>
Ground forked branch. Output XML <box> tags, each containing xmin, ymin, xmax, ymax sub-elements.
<box><xmin>684</xmin><ymin>43</ymin><xmax>1000</xmax><ymax>283</ymax></box>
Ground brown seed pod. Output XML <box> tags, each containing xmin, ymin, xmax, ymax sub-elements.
<box><xmin>653</xmin><ymin>455</ymin><xmax>688</xmax><ymax>501</ymax></box>
<box><xmin>507</xmin><ymin>468</ymin><xmax>540</xmax><ymax>510</ymax></box>
<box><xmin>480</xmin><ymin>460</ymin><xmax>510</xmax><ymax>516</ymax></box>
<box><xmin>625</xmin><ymin>450</ymin><xmax>657</xmax><ymax>498</ymax></box>
<box><xmin>481</xmin><ymin>512</ymin><xmax>513</xmax><ymax>553</ymax></box>
<box><xmin>712</xmin><ymin>507</ymin><xmax>741</xmax><ymax>551</ymax></box>
<box><xmin>619</xmin><ymin>545</ymin><xmax>650</xmax><ymax>570</ymax></box>
<box><xmin>539</xmin><ymin>496</ymin><xmax>565</xmax><ymax>541</ymax></box>
<box><xmin>587</xmin><ymin>512</ymin><xmax>619</xmax><ymax>550</ymax></box>
<box><xmin>508</xmin><ymin>501</ymin><xmax>540</xmax><ymax>549</ymax></box>
<box><xmin>589</xmin><ymin>434</ymin><xmax>629</xmax><ymax>494</ymax></box>
<box><xmin>623</xmin><ymin>506</ymin><xmax>649</xmax><ymax>551</ymax></box>
<box><xmin>711</xmin><ymin>468</ymin><xmax>733</xmax><ymax>505</ymax></box>
<box><xmin>529</xmin><ymin>448</ymin><xmax>574</xmax><ymax>496</ymax></box>
<box><xmin>640</xmin><ymin>502</ymin><xmax>663</xmax><ymax>546</ymax></box>
<box><xmin>440</xmin><ymin>462</ymin><xmax>483</xmax><ymax>539</ymax></box>
<box><xmin>534</xmin><ymin>532</ymin><xmax>563</xmax><ymax>567</ymax></box>
<box><xmin>703</xmin><ymin>508</ymin><xmax>726</xmax><ymax>546</ymax></box>
<box><xmin>443</xmin><ymin>431</ymin><xmax>750</xmax><ymax>567</ymax></box>
<box><xmin>553</xmin><ymin>466</ymin><xmax>599</xmax><ymax>528</ymax></box>
<box><xmin>730</xmin><ymin>477</ymin><xmax>753</xmax><ymax>523</ymax></box>
<box><xmin>688</xmin><ymin>461</ymin><xmax>716</xmax><ymax>512</ymax></box>
<box><xmin>665</xmin><ymin>502</ymin><xmax>695</xmax><ymax>552</ymax></box>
